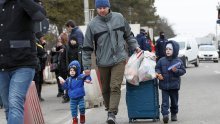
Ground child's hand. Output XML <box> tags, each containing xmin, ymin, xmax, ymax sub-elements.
<box><xmin>85</xmin><ymin>79</ymin><xmax>92</xmax><ymax>84</ymax></box>
<box><xmin>156</xmin><ymin>73</ymin><xmax>164</xmax><ymax>80</ymax></box>
<box><xmin>58</xmin><ymin>76</ymin><xmax>65</xmax><ymax>84</ymax></box>
<box><xmin>171</xmin><ymin>67</ymin><xmax>177</xmax><ymax>72</ymax></box>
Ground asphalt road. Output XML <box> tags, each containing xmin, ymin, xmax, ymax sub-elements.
<box><xmin>0</xmin><ymin>61</ymin><xmax>220</xmax><ymax>124</ymax></box>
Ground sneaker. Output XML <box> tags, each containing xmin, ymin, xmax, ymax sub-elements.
<box><xmin>57</xmin><ymin>92</ymin><xmax>64</xmax><ymax>97</ymax></box>
<box><xmin>163</xmin><ymin>115</ymin><xmax>169</xmax><ymax>123</ymax></box>
<box><xmin>39</xmin><ymin>97</ymin><xmax>45</xmax><ymax>102</ymax></box>
<box><xmin>107</xmin><ymin>112</ymin><xmax>116</xmax><ymax>124</ymax></box>
<box><xmin>171</xmin><ymin>114</ymin><xmax>177</xmax><ymax>121</ymax></box>
<box><xmin>62</xmin><ymin>98</ymin><xmax>70</xmax><ymax>103</ymax></box>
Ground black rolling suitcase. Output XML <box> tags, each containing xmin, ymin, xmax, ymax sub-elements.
<box><xmin>126</xmin><ymin>79</ymin><xmax>160</xmax><ymax>123</ymax></box>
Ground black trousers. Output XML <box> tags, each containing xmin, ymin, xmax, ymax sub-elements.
<box><xmin>33</xmin><ymin>70</ymin><xmax>43</xmax><ymax>98</ymax></box>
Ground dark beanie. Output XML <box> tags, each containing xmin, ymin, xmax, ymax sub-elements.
<box><xmin>140</xmin><ymin>29</ymin><xmax>146</xmax><ymax>34</ymax></box>
<box><xmin>95</xmin><ymin>0</ymin><xmax>110</xmax><ymax>9</ymax></box>
<box><xmin>35</xmin><ymin>32</ymin><xmax>44</xmax><ymax>39</ymax></box>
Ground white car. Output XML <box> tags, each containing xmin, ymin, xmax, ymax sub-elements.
<box><xmin>198</xmin><ymin>45</ymin><xmax>219</xmax><ymax>63</ymax></box>
<box><xmin>169</xmin><ymin>36</ymin><xmax>199</xmax><ymax>68</ymax></box>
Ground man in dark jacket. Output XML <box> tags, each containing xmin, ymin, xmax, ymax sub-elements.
<box><xmin>65</xmin><ymin>20</ymin><xmax>84</xmax><ymax>72</ymax></box>
<box><xmin>34</xmin><ymin>32</ymin><xmax>47</xmax><ymax>101</ymax></box>
<box><xmin>0</xmin><ymin>0</ymin><xmax>46</xmax><ymax>123</ymax></box>
<box><xmin>155</xmin><ymin>31</ymin><xmax>168</xmax><ymax>62</ymax></box>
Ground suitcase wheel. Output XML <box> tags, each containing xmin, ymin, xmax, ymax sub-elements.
<box><xmin>129</xmin><ymin>118</ymin><xmax>135</xmax><ymax>123</ymax></box>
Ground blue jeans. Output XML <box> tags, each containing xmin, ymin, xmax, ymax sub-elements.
<box><xmin>70</xmin><ymin>97</ymin><xmax>85</xmax><ymax>117</ymax></box>
<box><xmin>0</xmin><ymin>68</ymin><xmax>35</xmax><ymax>124</ymax></box>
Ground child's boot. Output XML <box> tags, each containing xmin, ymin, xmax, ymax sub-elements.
<box><xmin>163</xmin><ymin>115</ymin><xmax>169</xmax><ymax>123</ymax></box>
<box><xmin>72</xmin><ymin>117</ymin><xmax>78</xmax><ymax>124</ymax></box>
<box><xmin>171</xmin><ymin>114</ymin><xmax>177</xmax><ymax>121</ymax></box>
<box><xmin>80</xmin><ymin>114</ymin><xmax>85</xmax><ymax>124</ymax></box>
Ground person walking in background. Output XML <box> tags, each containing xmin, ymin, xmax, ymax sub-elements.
<box><xmin>58</xmin><ymin>32</ymin><xmax>70</xmax><ymax>103</ymax></box>
<box><xmin>0</xmin><ymin>0</ymin><xmax>46</xmax><ymax>123</ymax></box>
<box><xmin>34</xmin><ymin>32</ymin><xmax>47</xmax><ymax>101</ymax></box>
<box><xmin>66</xmin><ymin>20</ymin><xmax>84</xmax><ymax>72</ymax></box>
<box><xmin>136</xmin><ymin>29</ymin><xmax>152</xmax><ymax>51</ymax></box>
<box><xmin>50</xmin><ymin>39</ymin><xmax>64</xmax><ymax>97</ymax></box>
<box><xmin>155</xmin><ymin>40</ymin><xmax>186</xmax><ymax>123</ymax></box>
<box><xmin>59</xmin><ymin>60</ymin><xmax>92</xmax><ymax>124</ymax></box>
<box><xmin>155</xmin><ymin>31</ymin><xmax>168</xmax><ymax>62</ymax></box>
<box><xmin>82</xmin><ymin>0</ymin><xmax>141</xmax><ymax>123</ymax></box>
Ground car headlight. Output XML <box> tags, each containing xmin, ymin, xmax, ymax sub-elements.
<box><xmin>178</xmin><ymin>53</ymin><xmax>184</xmax><ymax>57</ymax></box>
<box><xmin>213</xmin><ymin>53</ymin><xmax>218</xmax><ymax>58</ymax></box>
<box><xmin>198</xmin><ymin>53</ymin><xmax>203</xmax><ymax>57</ymax></box>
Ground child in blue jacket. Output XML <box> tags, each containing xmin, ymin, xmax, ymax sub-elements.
<box><xmin>59</xmin><ymin>60</ymin><xmax>91</xmax><ymax>124</ymax></box>
<box><xmin>155</xmin><ymin>40</ymin><xmax>186</xmax><ymax>123</ymax></box>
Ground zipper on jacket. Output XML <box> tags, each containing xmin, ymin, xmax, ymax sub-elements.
<box><xmin>115</xmin><ymin>31</ymin><xmax>118</xmax><ymax>46</ymax></box>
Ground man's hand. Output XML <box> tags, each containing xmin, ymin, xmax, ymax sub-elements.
<box><xmin>84</xmin><ymin>69</ymin><xmax>91</xmax><ymax>76</ymax></box>
<box><xmin>85</xmin><ymin>79</ymin><xmax>92</xmax><ymax>84</ymax></box>
<box><xmin>70</xmin><ymin>40</ymin><xmax>77</xmax><ymax>45</ymax></box>
<box><xmin>135</xmin><ymin>47</ymin><xmax>141</xmax><ymax>53</ymax></box>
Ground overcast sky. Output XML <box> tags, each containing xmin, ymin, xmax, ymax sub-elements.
<box><xmin>154</xmin><ymin>0</ymin><xmax>219</xmax><ymax>37</ymax></box>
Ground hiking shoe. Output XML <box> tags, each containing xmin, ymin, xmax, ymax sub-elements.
<box><xmin>57</xmin><ymin>92</ymin><xmax>64</xmax><ymax>97</ymax></box>
<box><xmin>171</xmin><ymin>114</ymin><xmax>177</xmax><ymax>121</ymax></box>
<box><xmin>163</xmin><ymin>115</ymin><xmax>169</xmax><ymax>123</ymax></box>
<box><xmin>39</xmin><ymin>97</ymin><xmax>45</xmax><ymax>102</ymax></box>
<box><xmin>62</xmin><ymin>98</ymin><xmax>70</xmax><ymax>103</ymax></box>
<box><xmin>107</xmin><ymin>112</ymin><xmax>116</xmax><ymax>124</ymax></box>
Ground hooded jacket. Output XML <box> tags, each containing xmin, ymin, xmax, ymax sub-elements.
<box><xmin>155</xmin><ymin>40</ymin><xmax>186</xmax><ymax>90</ymax></box>
<box><xmin>62</xmin><ymin>60</ymin><xmax>91</xmax><ymax>99</ymax></box>
<box><xmin>82</xmin><ymin>11</ymin><xmax>139</xmax><ymax>70</ymax></box>
<box><xmin>0</xmin><ymin>0</ymin><xmax>46</xmax><ymax>71</ymax></box>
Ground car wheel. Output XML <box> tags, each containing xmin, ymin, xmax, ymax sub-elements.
<box><xmin>194</xmin><ymin>58</ymin><xmax>199</xmax><ymax>67</ymax></box>
<box><xmin>214</xmin><ymin>60</ymin><xmax>219</xmax><ymax>63</ymax></box>
<box><xmin>184</xmin><ymin>58</ymin><xmax>188</xmax><ymax>68</ymax></box>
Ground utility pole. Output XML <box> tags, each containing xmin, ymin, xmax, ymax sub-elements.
<box><xmin>84</xmin><ymin>0</ymin><xmax>89</xmax><ymax>25</ymax></box>
<box><xmin>216</xmin><ymin>3</ymin><xmax>220</xmax><ymax>50</ymax></box>
<box><xmin>128</xmin><ymin>7</ymin><xmax>132</xmax><ymax>24</ymax></box>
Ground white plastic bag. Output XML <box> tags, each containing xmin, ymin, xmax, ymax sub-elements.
<box><xmin>138</xmin><ymin>51</ymin><xmax>156</xmax><ymax>82</ymax></box>
<box><xmin>124</xmin><ymin>51</ymin><xmax>144</xmax><ymax>86</ymax></box>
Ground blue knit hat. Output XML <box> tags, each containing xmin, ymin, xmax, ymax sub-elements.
<box><xmin>95</xmin><ymin>0</ymin><xmax>110</xmax><ymax>9</ymax></box>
